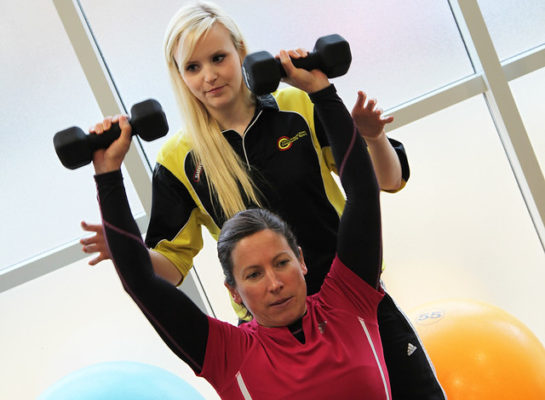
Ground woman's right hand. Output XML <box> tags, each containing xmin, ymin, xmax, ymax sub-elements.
<box><xmin>90</xmin><ymin>114</ymin><xmax>132</xmax><ymax>175</ymax></box>
<box><xmin>277</xmin><ymin>49</ymin><xmax>331</xmax><ymax>94</ymax></box>
<box><xmin>80</xmin><ymin>221</ymin><xmax>112</xmax><ymax>265</ymax></box>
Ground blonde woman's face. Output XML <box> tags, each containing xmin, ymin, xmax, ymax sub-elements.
<box><xmin>180</xmin><ymin>24</ymin><xmax>245</xmax><ymax>114</ymax></box>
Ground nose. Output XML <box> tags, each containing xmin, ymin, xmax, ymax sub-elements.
<box><xmin>203</xmin><ymin>64</ymin><xmax>218</xmax><ymax>84</ymax></box>
<box><xmin>265</xmin><ymin>269</ymin><xmax>283</xmax><ymax>293</ymax></box>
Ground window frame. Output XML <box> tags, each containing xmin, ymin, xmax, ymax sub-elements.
<box><xmin>1</xmin><ymin>0</ymin><xmax>543</xmax><ymax>316</ymax></box>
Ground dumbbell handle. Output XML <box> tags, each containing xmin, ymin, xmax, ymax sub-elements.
<box><xmin>277</xmin><ymin>52</ymin><xmax>324</xmax><ymax>77</ymax></box>
<box><xmin>88</xmin><ymin>121</ymin><xmax>130</xmax><ymax>151</ymax></box>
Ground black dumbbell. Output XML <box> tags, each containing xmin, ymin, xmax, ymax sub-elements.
<box><xmin>54</xmin><ymin>99</ymin><xmax>168</xmax><ymax>170</ymax></box>
<box><xmin>242</xmin><ymin>34</ymin><xmax>352</xmax><ymax>96</ymax></box>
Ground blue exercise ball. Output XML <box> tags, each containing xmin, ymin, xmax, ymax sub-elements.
<box><xmin>38</xmin><ymin>361</ymin><xmax>205</xmax><ymax>400</ymax></box>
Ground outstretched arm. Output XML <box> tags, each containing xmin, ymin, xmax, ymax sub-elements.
<box><xmin>80</xmin><ymin>221</ymin><xmax>182</xmax><ymax>284</ymax></box>
<box><xmin>92</xmin><ymin>115</ymin><xmax>208</xmax><ymax>373</ymax></box>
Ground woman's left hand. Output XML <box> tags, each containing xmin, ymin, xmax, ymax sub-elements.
<box><xmin>277</xmin><ymin>49</ymin><xmax>330</xmax><ymax>94</ymax></box>
<box><xmin>351</xmin><ymin>90</ymin><xmax>393</xmax><ymax>141</ymax></box>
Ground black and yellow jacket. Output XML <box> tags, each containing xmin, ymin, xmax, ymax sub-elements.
<box><xmin>145</xmin><ymin>86</ymin><xmax>409</xmax><ymax>297</ymax></box>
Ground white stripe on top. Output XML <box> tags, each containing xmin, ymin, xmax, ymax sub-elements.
<box><xmin>358</xmin><ymin>317</ymin><xmax>391</xmax><ymax>400</ymax></box>
<box><xmin>236</xmin><ymin>371</ymin><xmax>253</xmax><ymax>399</ymax></box>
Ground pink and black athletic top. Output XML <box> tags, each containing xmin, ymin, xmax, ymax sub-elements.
<box><xmin>96</xmin><ymin>84</ymin><xmax>390</xmax><ymax>399</ymax></box>
<box><xmin>202</xmin><ymin>258</ymin><xmax>388</xmax><ymax>399</ymax></box>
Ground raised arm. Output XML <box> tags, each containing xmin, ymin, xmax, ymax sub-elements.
<box><xmin>92</xmin><ymin>115</ymin><xmax>208</xmax><ymax>373</ymax></box>
<box><xmin>80</xmin><ymin>117</ymin><xmax>182</xmax><ymax>284</ymax></box>
<box><xmin>310</xmin><ymin>87</ymin><xmax>382</xmax><ymax>289</ymax></box>
<box><xmin>279</xmin><ymin>51</ymin><xmax>382</xmax><ymax>289</ymax></box>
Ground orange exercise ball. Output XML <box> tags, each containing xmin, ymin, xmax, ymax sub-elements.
<box><xmin>409</xmin><ymin>299</ymin><xmax>545</xmax><ymax>400</ymax></box>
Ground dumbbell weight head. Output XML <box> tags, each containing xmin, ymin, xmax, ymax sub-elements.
<box><xmin>242</xmin><ymin>33</ymin><xmax>352</xmax><ymax>96</ymax></box>
<box><xmin>54</xmin><ymin>126</ymin><xmax>94</xmax><ymax>170</ymax></box>
<box><xmin>54</xmin><ymin>99</ymin><xmax>168</xmax><ymax>170</ymax></box>
<box><xmin>242</xmin><ymin>51</ymin><xmax>282</xmax><ymax>97</ymax></box>
<box><xmin>313</xmin><ymin>34</ymin><xmax>352</xmax><ymax>78</ymax></box>
<box><xmin>130</xmin><ymin>99</ymin><xmax>169</xmax><ymax>141</ymax></box>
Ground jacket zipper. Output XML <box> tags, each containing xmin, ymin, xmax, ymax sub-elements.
<box><xmin>241</xmin><ymin>109</ymin><xmax>263</xmax><ymax>168</ymax></box>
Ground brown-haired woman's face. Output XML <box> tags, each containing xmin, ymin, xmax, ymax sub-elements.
<box><xmin>226</xmin><ymin>229</ymin><xmax>308</xmax><ymax>328</ymax></box>
<box><xmin>180</xmin><ymin>23</ymin><xmax>245</xmax><ymax>113</ymax></box>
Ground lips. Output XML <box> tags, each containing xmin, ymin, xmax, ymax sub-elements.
<box><xmin>270</xmin><ymin>297</ymin><xmax>292</xmax><ymax>307</ymax></box>
<box><xmin>206</xmin><ymin>85</ymin><xmax>226</xmax><ymax>94</ymax></box>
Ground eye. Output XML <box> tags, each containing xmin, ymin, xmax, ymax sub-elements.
<box><xmin>212</xmin><ymin>54</ymin><xmax>226</xmax><ymax>63</ymax></box>
<box><xmin>246</xmin><ymin>270</ymin><xmax>261</xmax><ymax>280</ymax></box>
<box><xmin>277</xmin><ymin>259</ymin><xmax>290</xmax><ymax>268</ymax></box>
<box><xmin>184</xmin><ymin>63</ymin><xmax>199</xmax><ymax>73</ymax></box>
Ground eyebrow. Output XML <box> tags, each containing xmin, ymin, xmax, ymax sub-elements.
<box><xmin>239</xmin><ymin>251</ymin><xmax>292</xmax><ymax>274</ymax></box>
<box><xmin>186</xmin><ymin>48</ymin><xmax>229</xmax><ymax>64</ymax></box>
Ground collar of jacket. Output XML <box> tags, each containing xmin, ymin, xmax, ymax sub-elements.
<box><xmin>220</xmin><ymin>93</ymin><xmax>278</xmax><ymax>137</ymax></box>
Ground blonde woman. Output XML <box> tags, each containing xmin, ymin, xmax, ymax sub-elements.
<box><xmin>82</xmin><ymin>2</ymin><xmax>444</xmax><ymax>398</ymax></box>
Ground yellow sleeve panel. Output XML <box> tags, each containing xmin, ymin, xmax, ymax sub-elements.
<box><xmin>153</xmin><ymin>130</ymin><xmax>221</xmax><ymax>282</ymax></box>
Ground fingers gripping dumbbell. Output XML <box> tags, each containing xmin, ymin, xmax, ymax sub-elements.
<box><xmin>54</xmin><ymin>99</ymin><xmax>169</xmax><ymax>170</ymax></box>
<box><xmin>242</xmin><ymin>34</ymin><xmax>352</xmax><ymax>96</ymax></box>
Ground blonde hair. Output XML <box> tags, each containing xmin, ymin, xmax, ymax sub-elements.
<box><xmin>163</xmin><ymin>1</ymin><xmax>261</xmax><ymax>218</ymax></box>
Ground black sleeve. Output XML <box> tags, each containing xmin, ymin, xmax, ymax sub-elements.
<box><xmin>145</xmin><ymin>163</ymin><xmax>197</xmax><ymax>249</ymax></box>
<box><xmin>95</xmin><ymin>170</ymin><xmax>208</xmax><ymax>373</ymax></box>
<box><xmin>389</xmin><ymin>138</ymin><xmax>410</xmax><ymax>184</ymax></box>
<box><xmin>315</xmin><ymin>110</ymin><xmax>410</xmax><ymax>185</ymax></box>
<box><xmin>309</xmin><ymin>85</ymin><xmax>382</xmax><ymax>289</ymax></box>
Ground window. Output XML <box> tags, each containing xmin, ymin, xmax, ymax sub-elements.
<box><xmin>0</xmin><ymin>0</ymin><xmax>143</xmax><ymax>272</ymax></box>
<box><xmin>478</xmin><ymin>0</ymin><xmax>545</xmax><ymax>61</ymax></box>
<box><xmin>79</xmin><ymin>0</ymin><xmax>474</xmax><ymax>159</ymax></box>
<box><xmin>382</xmin><ymin>96</ymin><xmax>545</xmax><ymax>339</ymax></box>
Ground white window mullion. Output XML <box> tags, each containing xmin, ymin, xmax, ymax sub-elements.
<box><xmin>385</xmin><ymin>74</ymin><xmax>486</xmax><ymax>132</ymax></box>
<box><xmin>49</xmin><ymin>0</ymin><xmax>213</xmax><ymax>316</ymax></box>
<box><xmin>503</xmin><ymin>44</ymin><xmax>545</xmax><ymax>81</ymax></box>
<box><xmin>451</xmin><ymin>0</ymin><xmax>545</xmax><ymax>250</ymax></box>
<box><xmin>0</xmin><ymin>216</ymin><xmax>147</xmax><ymax>293</ymax></box>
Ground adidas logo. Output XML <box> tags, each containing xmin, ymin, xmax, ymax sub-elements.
<box><xmin>407</xmin><ymin>343</ymin><xmax>417</xmax><ymax>356</ymax></box>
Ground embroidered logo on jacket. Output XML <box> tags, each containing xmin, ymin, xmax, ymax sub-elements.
<box><xmin>193</xmin><ymin>163</ymin><xmax>203</xmax><ymax>183</ymax></box>
<box><xmin>277</xmin><ymin>130</ymin><xmax>307</xmax><ymax>151</ymax></box>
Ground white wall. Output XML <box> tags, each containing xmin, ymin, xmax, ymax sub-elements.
<box><xmin>0</xmin><ymin>257</ymin><xmax>220</xmax><ymax>400</ymax></box>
